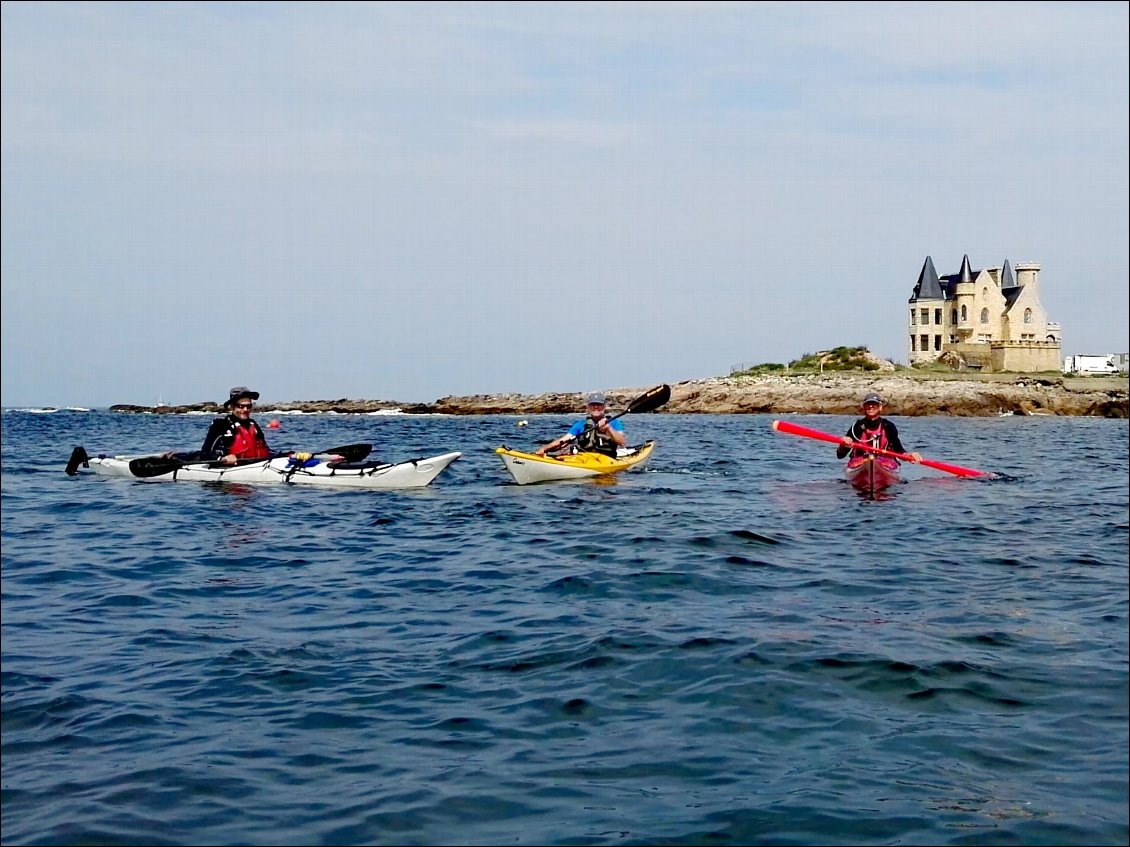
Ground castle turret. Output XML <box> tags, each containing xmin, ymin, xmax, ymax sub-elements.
<box><xmin>909</xmin><ymin>256</ymin><xmax>945</xmax><ymax>363</ymax></box>
<box><xmin>1015</xmin><ymin>262</ymin><xmax>1040</xmax><ymax>296</ymax></box>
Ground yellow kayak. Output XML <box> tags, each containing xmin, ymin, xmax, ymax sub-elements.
<box><xmin>495</xmin><ymin>441</ymin><xmax>656</xmax><ymax>485</ymax></box>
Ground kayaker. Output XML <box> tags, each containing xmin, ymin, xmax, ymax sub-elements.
<box><xmin>537</xmin><ymin>392</ymin><xmax>627</xmax><ymax>458</ymax></box>
<box><xmin>836</xmin><ymin>393</ymin><xmax>922</xmax><ymax>463</ymax></box>
<box><xmin>200</xmin><ymin>386</ymin><xmax>273</xmax><ymax>465</ymax></box>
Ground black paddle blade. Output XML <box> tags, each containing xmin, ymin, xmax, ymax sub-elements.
<box><xmin>65</xmin><ymin>446</ymin><xmax>89</xmax><ymax>476</ymax></box>
<box><xmin>321</xmin><ymin>443</ymin><xmax>372</xmax><ymax>462</ymax></box>
<box><xmin>128</xmin><ymin>456</ymin><xmax>184</xmax><ymax>478</ymax></box>
<box><xmin>625</xmin><ymin>384</ymin><xmax>671</xmax><ymax>415</ymax></box>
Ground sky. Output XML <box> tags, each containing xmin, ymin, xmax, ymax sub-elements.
<box><xmin>2</xmin><ymin>1</ymin><xmax>1127</xmax><ymax>408</ymax></box>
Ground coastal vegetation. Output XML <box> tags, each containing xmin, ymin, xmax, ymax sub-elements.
<box><xmin>731</xmin><ymin>346</ymin><xmax>895</xmax><ymax>376</ymax></box>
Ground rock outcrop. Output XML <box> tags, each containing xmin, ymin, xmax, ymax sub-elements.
<box><xmin>111</xmin><ymin>373</ymin><xmax>1128</xmax><ymax>418</ymax></box>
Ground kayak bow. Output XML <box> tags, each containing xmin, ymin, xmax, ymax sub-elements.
<box><xmin>844</xmin><ymin>454</ymin><xmax>901</xmax><ymax>495</ymax></box>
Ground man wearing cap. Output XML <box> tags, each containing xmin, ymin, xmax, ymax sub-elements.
<box><xmin>836</xmin><ymin>393</ymin><xmax>922</xmax><ymax>463</ymax></box>
<box><xmin>199</xmin><ymin>386</ymin><xmax>273</xmax><ymax>464</ymax></box>
<box><xmin>536</xmin><ymin>391</ymin><xmax>627</xmax><ymax>458</ymax></box>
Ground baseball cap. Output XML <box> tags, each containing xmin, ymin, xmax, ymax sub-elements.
<box><xmin>862</xmin><ymin>392</ymin><xmax>883</xmax><ymax>405</ymax></box>
<box><xmin>584</xmin><ymin>392</ymin><xmax>606</xmax><ymax>405</ymax></box>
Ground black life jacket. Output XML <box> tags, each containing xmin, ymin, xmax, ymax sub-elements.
<box><xmin>575</xmin><ymin>418</ymin><xmax>619</xmax><ymax>457</ymax></box>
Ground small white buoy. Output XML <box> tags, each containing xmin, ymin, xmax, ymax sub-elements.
<box><xmin>516</xmin><ymin>420</ymin><xmax>528</xmax><ymax>427</ymax></box>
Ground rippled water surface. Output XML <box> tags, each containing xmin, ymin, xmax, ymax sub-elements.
<box><xmin>2</xmin><ymin>409</ymin><xmax>1127</xmax><ymax>845</ymax></box>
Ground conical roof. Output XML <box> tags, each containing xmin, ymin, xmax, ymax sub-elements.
<box><xmin>958</xmin><ymin>254</ymin><xmax>974</xmax><ymax>284</ymax></box>
<box><xmin>1000</xmin><ymin>259</ymin><xmax>1017</xmax><ymax>289</ymax></box>
<box><xmin>912</xmin><ymin>255</ymin><xmax>945</xmax><ymax>300</ymax></box>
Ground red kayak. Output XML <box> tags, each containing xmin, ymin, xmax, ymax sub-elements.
<box><xmin>845</xmin><ymin>454</ymin><xmax>901</xmax><ymax>494</ymax></box>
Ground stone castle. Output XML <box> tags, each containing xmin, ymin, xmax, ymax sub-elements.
<box><xmin>908</xmin><ymin>254</ymin><xmax>1061</xmax><ymax>372</ymax></box>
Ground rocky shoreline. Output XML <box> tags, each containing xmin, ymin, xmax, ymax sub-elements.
<box><xmin>111</xmin><ymin>373</ymin><xmax>1129</xmax><ymax>418</ymax></box>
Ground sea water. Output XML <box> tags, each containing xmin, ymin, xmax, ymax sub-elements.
<box><xmin>2</xmin><ymin>409</ymin><xmax>1127</xmax><ymax>846</ymax></box>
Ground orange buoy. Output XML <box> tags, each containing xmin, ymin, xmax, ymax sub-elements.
<box><xmin>268</xmin><ymin>419</ymin><xmax>281</xmax><ymax>429</ymax></box>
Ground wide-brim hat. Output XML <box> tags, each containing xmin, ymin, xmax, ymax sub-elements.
<box><xmin>225</xmin><ymin>386</ymin><xmax>260</xmax><ymax>407</ymax></box>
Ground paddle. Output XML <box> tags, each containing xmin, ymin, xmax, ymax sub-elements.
<box><xmin>127</xmin><ymin>442</ymin><xmax>373</xmax><ymax>478</ymax></box>
<box><xmin>604</xmin><ymin>384</ymin><xmax>672</xmax><ymax>423</ymax></box>
<box><xmin>771</xmin><ymin>419</ymin><xmax>990</xmax><ymax>479</ymax></box>
<box><xmin>545</xmin><ymin>384</ymin><xmax>671</xmax><ymax>453</ymax></box>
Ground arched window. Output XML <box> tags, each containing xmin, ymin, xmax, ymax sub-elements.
<box><xmin>1024</xmin><ymin>308</ymin><xmax>1033</xmax><ymax>324</ymax></box>
<box><xmin>951</xmin><ymin>309</ymin><xmax>958</xmax><ymax>325</ymax></box>
<box><xmin>980</xmin><ymin>308</ymin><xmax>990</xmax><ymax>324</ymax></box>
<box><xmin>961</xmin><ymin>305</ymin><xmax>967</xmax><ymax>321</ymax></box>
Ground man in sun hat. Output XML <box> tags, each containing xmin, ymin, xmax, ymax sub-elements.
<box><xmin>198</xmin><ymin>385</ymin><xmax>272</xmax><ymax>464</ymax></box>
<box><xmin>836</xmin><ymin>391</ymin><xmax>922</xmax><ymax>463</ymax></box>
<box><xmin>224</xmin><ymin>386</ymin><xmax>260</xmax><ymax>408</ymax></box>
<box><xmin>536</xmin><ymin>390</ymin><xmax>627</xmax><ymax>458</ymax></box>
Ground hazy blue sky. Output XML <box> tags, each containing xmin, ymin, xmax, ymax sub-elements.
<box><xmin>3</xmin><ymin>1</ymin><xmax>1127</xmax><ymax>408</ymax></box>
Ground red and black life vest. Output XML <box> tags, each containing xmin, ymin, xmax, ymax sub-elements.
<box><xmin>851</xmin><ymin>421</ymin><xmax>889</xmax><ymax>453</ymax></box>
<box><xmin>229</xmin><ymin>421</ymin><xmax>271</xmax><ymax>459</ymax></box>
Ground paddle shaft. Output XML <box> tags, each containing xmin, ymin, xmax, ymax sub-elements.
<box><xmin>771</xmin><ymin>419</ymin><xmax>989</xmax><ymax>479</ymax></box>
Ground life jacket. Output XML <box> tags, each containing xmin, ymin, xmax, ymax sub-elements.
<box><xmin>229</xmin><ymin>420</ymin><xmax>271</xmax><ymax>459</ymax></box>
<box><xmin>575</xmin><ymin>418</ymin><xmax>619</xmax><ymax>457</ymax></box>
<box><xmin>852</xmin><ymin>420</ymin><xmax>889</xmax><ymax>455</ymax></box>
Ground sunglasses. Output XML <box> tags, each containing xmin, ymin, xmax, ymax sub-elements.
<box><xmin>235</xmin><ymin>402</ymin><xmax>254</xmax><ymax>409</ymax></box>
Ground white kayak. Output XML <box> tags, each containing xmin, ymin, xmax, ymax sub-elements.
<box><xmin>495</xmin><ymin>440</ymin><xmax>655</xmax><ymax>485</ymax></box>
<box><xmin>65</xmin><ymin>445</ymin><xmax>461</xmax><ymax>490</ymax></box>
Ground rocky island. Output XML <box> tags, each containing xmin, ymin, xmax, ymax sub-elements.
<box><xmin>112</xmin><ymin>372</ymin><xmax>1128</xmax><ymax>418</ymax></box>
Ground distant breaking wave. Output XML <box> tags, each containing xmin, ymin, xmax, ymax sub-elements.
<box><xmin>7</xmin><ymin>407</ymin><xmax>92</xmax><ymax>414</ymax></box>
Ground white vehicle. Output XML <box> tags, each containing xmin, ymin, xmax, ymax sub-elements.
<box><xmin>1063</xmin><ymin>354</ymin><xmax>1118</xmax><ymax>375</ymax></box>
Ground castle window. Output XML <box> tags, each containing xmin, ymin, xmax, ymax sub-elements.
<box><xmin>980</xmin><ymin>308</ymin><xmax>990</xmax><ymax>324</ymax></box>
<box><xmin>910</xmin><ymin>335</ymin><xmax>916</xmax><ymax>352</ymax></box>
<box><xmin>920</xmin><ymin>309</ymin><xmax>929</xmax><ymax>325</ymax></box>
<box><xmin>1024</xmin><ymin>308</ymin><xmax>1033</xmax><ymax>324</ymax></box>
<box><xmin>951</xmin><ymin>309</ymin><xmax>957</xmax><ymax>325</ymax></box>
<box><xmin>911</xmin><ymin>311</ymin><xmax>916</xmax><ymax>325</ymax></box>
<box><xmin>934</xmin><ymin>309</ymin><xmax>942</xmax><ymax>325</ymax></box>
<box><xmin>920</xmin><ymin>334</ymin><xmax>928</xmax><ymax>352</ymax></box>
<box><xmin>961</xmin><ymin>305</ymin><xmax>967</xmax><ymax>322</ymax></box>
<box><xmin>934</xmin><ymin>335</ymin><xmax>942</xmax><ymax>351</ymax></box>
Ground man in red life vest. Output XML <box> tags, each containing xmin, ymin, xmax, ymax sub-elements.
<box><xmin>836</xmin><ymin>392</ymin><xmax>923</xmax><ymax>464</ymax></box>
<box><xmin>200</xmin><ymin>386</ymin><xmax>273</xmax><ymax>464</ymax></box>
